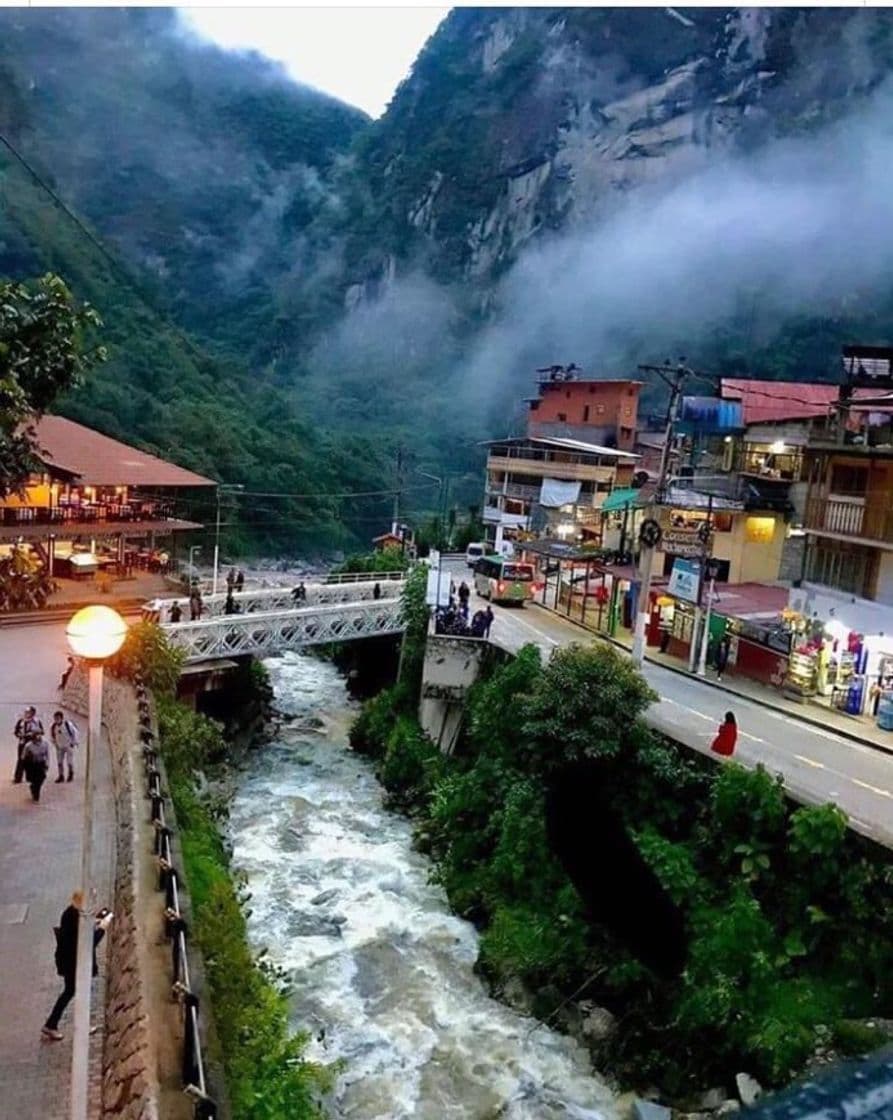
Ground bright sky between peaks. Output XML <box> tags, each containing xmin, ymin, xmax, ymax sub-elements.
<box><xmin>178</xmin><ymin>7</ymin><xmax>452</xmax><ymax>118</ymax></box>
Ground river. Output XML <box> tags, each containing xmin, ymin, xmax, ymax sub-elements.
<box><xmin>229</xmin><ymin>652</ymin><xmax>618</xmax><ymax>1120</ymax></box>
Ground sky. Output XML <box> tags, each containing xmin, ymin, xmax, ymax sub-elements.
<box><xmin>178</xmin><ymin>6</ymin><xmax>451</xmax><ymax>117</ymax></box>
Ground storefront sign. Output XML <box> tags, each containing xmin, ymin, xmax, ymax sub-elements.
<box><xmin>662</xmin><ymin>529</ymin><xmax>705</xmax><ymax>558</ymax></box>
<box><xmin>668</xmin><ymin>558</ymin><xmax>701</xmax><ymax>603</ymax></box>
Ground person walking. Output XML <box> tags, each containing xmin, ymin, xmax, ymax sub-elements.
<box><xmin>50</xmin><ymin>711</ymin><xmax>79</xmax><ymax>783</ymax></box>
<box><xmin>235</xmin><ymin>569</ymin><xmax>245</xmax><ymax>592</ymax></box>
<box><xmin>458</xmin><ymin>580</ymin><xmax>470</xmax><ymax>609</ymax></box>
<box><xmin>291</xmin><ymin>581</ymin><xmax>307</xmax><ymax>604</ymax></box>
<box><xmin>710</xmin><ymin>711</ymin><xmax>738</xmax><ymax>757</ymax></box>
<box><xmin>13</xmin><ymin>706</ymin><xmax>43</xmax><ymax>784</ymax></box>
<box><xmin>22</xmin><ymin>731</ymin><xmax>50</xmax><ymax>801</ymax></box>
<box><xmin>42</xmin><ymin>894</ymin><xmax>113</xmax><ymax>1041</ymax></box>
<box><xmin>58</xmin><ymin>655</ymin><xmax>75</xmax><ymax>691</ymax></box>
<box><xmin>483</xmin><ymin>605</ymin><xmax>494</xmax><ymax>638</ymax></box>
<box><xmin>715</xmin><ymin>635</ymin><xmax>732</xmax><ymax>682</ymax></box>
<box><xmin>226</xmin><ymin>567</ymin><xmax>236</xmax><ymax>593</ymax></box>
<box><xmin>169</xmin><ymin>600</ymin><xmax>182</xmax><ymax>624</ymax></box>
<box><xmin>189</xmin><ymin>586</ymin><xmax>204</xmax><ymax>622</ymax></box>
<box><xmin>372</xmin><ymin>582</ymin><xmax>381</xmax><ymax>601</ymax></box>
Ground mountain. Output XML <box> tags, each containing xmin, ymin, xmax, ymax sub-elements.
<box><xmin>5</xmin><ymin>7</ymin><xmax>893</xmax><ymax>542</ymax></box>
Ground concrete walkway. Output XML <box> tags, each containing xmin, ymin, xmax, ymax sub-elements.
<box><xmin>0</xmin><ymin>622</ymin><xmax>114</xmax><ymax>1118</ymax></box>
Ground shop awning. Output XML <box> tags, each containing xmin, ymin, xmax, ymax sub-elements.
<box><xmin>600</xmin><ymin>488</ymin><xmax>641</xmax><ymax>514</ymax></box>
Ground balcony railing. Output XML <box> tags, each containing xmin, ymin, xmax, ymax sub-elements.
<box><xmin>805</xmin><ymin>496</ymin><xmax>893</xmax><ymax>544</ymax></box>
<box><xmin>1</xmin><ymin>500</ymin><xmax>175</xmax><ymax>527</ymax></box>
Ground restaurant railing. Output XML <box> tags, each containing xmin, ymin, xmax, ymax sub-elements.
<box><xmin>136</xmin><ymin>680</ymin><xmax>217</xmax><ymax>1119</ymax></box>
<box><xmin>1</xmin><ymin>500</ymin><xmax>176</xmax><ymax>527</ymax></box>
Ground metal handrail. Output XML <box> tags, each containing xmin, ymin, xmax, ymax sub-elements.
<box><xmin>141</xmin><ymin>687</ymin><xmax>217</xmax><ymax>1118</ymax></box>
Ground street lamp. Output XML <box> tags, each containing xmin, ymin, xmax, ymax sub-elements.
<box><xmin>65</xmin><ymin>605</ymin><xmax>127</xmax><ymax>1120</ymax></box>
<box><xmin>212</xmin><ymin>483</ymin><xmax>245</xmax><ymax>595</ymax></box>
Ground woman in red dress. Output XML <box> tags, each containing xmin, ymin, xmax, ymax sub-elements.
<box><xmin>711</xmin><ymin>711</ymin><xmax>737</xmax><ymax>757</ymax></box>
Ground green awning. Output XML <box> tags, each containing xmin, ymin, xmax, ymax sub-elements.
<box><xmin>600</xmin><ymin>488</ymin><xmax>641</xmax><ymax>514</ymax></box>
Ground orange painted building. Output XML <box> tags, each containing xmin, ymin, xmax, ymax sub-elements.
<box><xmin>526</xmin><ymin>371</ymin><xmax>641</xmax><ymax>451</ymax></box>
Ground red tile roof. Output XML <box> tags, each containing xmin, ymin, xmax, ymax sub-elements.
<box><xmin>720</xmin><ymin>379</ymin><xmax>893</xmax><ymax>425</ymax></box>
<box><xmin>33</xmin><ymin>415</ymin><xmax>215</xmax><ymax>488</ymax></box>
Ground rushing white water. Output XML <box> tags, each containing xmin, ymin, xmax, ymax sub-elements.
<box><xmin>229</xmin><ymin>652</ymin><xmax>617</xmax><ymax>1120</ymax></box>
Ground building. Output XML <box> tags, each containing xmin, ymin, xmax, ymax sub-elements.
<box><xmin>0</xmin><ymin>415</ymin><xmax>214</xmax><ymax>579</ymax></box>
<box><xmin>481</xmin><ymin>435</ymin><xmax>638</xmax><ymax>551</ymax></box>
<box><xmin>526</xmin><ymin>367</ymin><xmax>641</xmax><ymax>451</ymax></box>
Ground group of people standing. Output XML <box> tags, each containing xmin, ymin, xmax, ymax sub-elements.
<box><xmin>13</xmin><ymin>707</ymin><xmax>80</xmax><ymax>802</ymax></box>
<box><xmin>435</xmin><ymin>579</ymin><xmax>494</xmax><ymax>639</ymax></box>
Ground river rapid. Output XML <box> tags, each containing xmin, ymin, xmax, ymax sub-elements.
<box><xmin>229</xmin><ymin>652</ymin><xmax>617</xmax><ymax>1120</ymax></box>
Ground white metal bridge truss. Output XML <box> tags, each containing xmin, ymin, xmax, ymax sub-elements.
<box><xmin>147</xmin><ymin>575</ymin><xmax>405</xmax><ymax>622</ymax></box>
<box><xmin>163</xmin><ymin>597</ymin><xmax>406</xmax><ymax>663</ymax></box>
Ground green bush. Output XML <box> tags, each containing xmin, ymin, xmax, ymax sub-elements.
<box><xmin>379</xmin><ymin>716</ymin><xmax>444</xmax><ymax>808</ymax></box>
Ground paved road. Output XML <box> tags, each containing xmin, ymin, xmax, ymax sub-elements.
<box><xmin>445</xmin><ymin>561</ymin><xmax>893</xmax><ymax>848</ymax></box>
<box><xmin>0</xmin><ymin>623</ymin><xmax>113</xmax><ymax>1117</ymax></box>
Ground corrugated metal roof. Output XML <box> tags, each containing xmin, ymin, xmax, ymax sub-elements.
<box><xmin>721</xmin><ymin>379</ymin><xmax>893</xmax><ymax>425</ymax></box>
<box><xmin>481</xmin><ymin>436</ymin><xmax>638</xmax><ymax>460</ymax></box>
<box><xmin>34</xmin><ymin>415</ymin><xmax>216</xmax><ymax>488</ymax></box>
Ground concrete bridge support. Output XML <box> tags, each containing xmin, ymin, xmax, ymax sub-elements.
<box><xmin>418</xmin><ymin>632</ymin><xmax>488</xmax><ymax>754</ymax></box>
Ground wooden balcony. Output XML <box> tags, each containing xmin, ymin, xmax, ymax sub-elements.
<box><xmin>805</xmin><ymin>496</ymin><xmax>893</xmax><ymax>545</ymax></box>
<box><xmin>485</xmin><ymin>455</ymin><xmax>617</xmax><ymax>484</ymax></box>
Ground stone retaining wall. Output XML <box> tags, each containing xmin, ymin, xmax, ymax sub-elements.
<box><xmin>64</xmin><ymin>669</ymin><xmax>160</xmax><ymax>1120</ymax></box>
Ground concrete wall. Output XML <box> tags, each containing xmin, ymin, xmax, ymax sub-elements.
<box><xmin>64</xmin><ymin>670</ymin><xmax>162</xmax><ymax>1120</ymax></box>
<box><xmin>788</xmin><ymin>581</ymin><xmax>893</xmax><ymax>634</ymax></box>
<box><xmin>419</xmin><ymin>632</ymin><xmax>489</xmax><ymax>753</ymax></box>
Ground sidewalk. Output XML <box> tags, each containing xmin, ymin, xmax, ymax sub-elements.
<box><xmin>0</xmin><ymin>622</ymin><xmax>114</xmax><ymax>1118</ymax></box>
<box><xmin>534</xmin><ymin>602</ymin><xmax>893</xmax><ymax>756</ymax></box>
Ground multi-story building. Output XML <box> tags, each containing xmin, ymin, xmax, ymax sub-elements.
<box><xmin>481</xmin><ymin>435</ymin><xmax>638</xmax><ymax>551</ymax></box>
<box><xmin>526</xmin><ymin>366</ymin><xmax>641</xmax><ymax>451</ymax></box>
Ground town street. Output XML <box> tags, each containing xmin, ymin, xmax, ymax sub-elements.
<box><xmin>444</xmin><ymin>561</ymin><xmax>893</xmax><ymax>849</ymax></box>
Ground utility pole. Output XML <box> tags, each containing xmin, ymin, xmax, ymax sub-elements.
<box><xmin>392</xmin><ymin>445</ymin><xmax>404</xmax><ymax>536</ymax></box>
<box><xmin>695</xmin><ymin>495</ymin><xmax>716</xmax><ymax>675</ymax></box>
<box><xmin>631</xmin><ymin>361</ymin><xmax>689</xmax><ymax>667</ymax></box>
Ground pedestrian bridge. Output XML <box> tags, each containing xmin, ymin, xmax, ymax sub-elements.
<box><xmin>159</xmin><ymin>576</ymin><xmax>407</xmax><ymax>663</ymax></box>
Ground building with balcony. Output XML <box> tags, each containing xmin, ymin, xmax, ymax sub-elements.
<box><xmin>526</xmin><ymin>367</ymin><xmax>641</xmax><ymax>450</ymax></box>
<box><xmin>481</xmin><ymin>435</ymin><xmax>638</xmax><ymax>551</ymax></box>
<box><xmin>1</xmin><ymin>415</ymin><xmax>214</xmax><ymax>579</ymax></box>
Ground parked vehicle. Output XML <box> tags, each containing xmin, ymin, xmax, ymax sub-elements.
<box><xmin>465</xmin><ymin>541</ymin><xmax>491</xmax><ymax>568</ymax></box>
<box><xmin>473</xmin><ymin>557</ymin><xmax>537</xmax><ymax>605</ymax></box>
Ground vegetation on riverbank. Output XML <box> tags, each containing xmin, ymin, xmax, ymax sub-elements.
<box><xmin>351</xmin><ymin>628</ymin><xmax>893</xmax><ymax>1096</ymax></box>
<box><xmin>111</xmin><ymin>622</ymin><xmax>332</xmax><ymax>1120</ymax></box>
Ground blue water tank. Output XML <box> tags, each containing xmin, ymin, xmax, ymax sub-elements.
<box><xmin>876</xmin><ymin>693</ymin><xmax>893</xmax><ymax>730</ymax></box>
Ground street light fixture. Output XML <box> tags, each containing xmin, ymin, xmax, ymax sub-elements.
<box><xmin>65</xmin><ymin>605</ymin><xmax>127</xmax><ymax>1120</ymax></box>
<box><xmin>212</xmin><ymin>484</ymin><xmax>245</xmax><ymax>595</ymax></box>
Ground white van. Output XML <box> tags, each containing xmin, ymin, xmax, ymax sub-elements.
<box><xmin>465</xmin><ymin>541</ymin><xmax>490</xmax><ymax>568</ymax></box>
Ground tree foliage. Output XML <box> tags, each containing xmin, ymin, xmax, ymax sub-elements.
<box><xmin>0</xmin><ymin>273</ymin><xmax>104</xmax><ymax>496</ymax></box>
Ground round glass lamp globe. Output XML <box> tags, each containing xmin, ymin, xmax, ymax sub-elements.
<box><xmin>66</xmin><ymin>605</ymin><xmax>128</xmax><ymax>660</ymax></box>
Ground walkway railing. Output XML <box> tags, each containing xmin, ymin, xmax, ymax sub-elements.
<box><xmin>146</xmin><ymin>576</ymin><xmax>406</xmax><ymax>623</ymax></box>
<box><xmin>163</xmin><ymin>597</ymin><xmax>406</xmax><ymax>663</ymax></box>
<box><xmin>136</xmin><ymin>682</ymin><xmax>217</xmax><ymax>1119</ymax></box>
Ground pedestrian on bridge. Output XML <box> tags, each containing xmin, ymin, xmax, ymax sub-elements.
<box><xmin>292</xmin><ymin>581</ymin><xmax>307</xmax><ymax>603</ymax></box>
<box><xmin>226</xmin><ymin>567</ymin><xmax>237</xmax><ymax>593</ymax></box>
<box><xmin>169</xmin><ymin>600</ymin><xmax>182</xmax><ymax>624</ymax></box>
<box><xmin>189</xmin><ymin>586</ymin><xmax>203</xmax><ymax>622</ymax></box>
<box><xmin>710</xmin><ymin>711</ymin><xmax>737</xmax><ymax>757</ymax></box>
<box><xmin>373</xmin><ymin>582</ymin><xmax>381</xmax><ymax>601</ymax></box>
<box><xmin>483</xmin><ymin>605</ymin><xmax>494</xmax><ymax>638</ymax></box>
<box><xmin>235</xmin><ymin>569</ymin><xmax>245</xmax><ymax>592</ymax></box>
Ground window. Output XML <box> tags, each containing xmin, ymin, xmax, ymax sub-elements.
<box><xmin>830</xmin><ymin>464</ymin><xmax>868</xmax><ymax>495</ymax></box>
<box><xmin>583</xmin><ymin>405</ymin><xmax>590</xmax><ymax>422</ymax></box>
<box><xmin>596</xmin><ymin>404</ymin><xmax>605</xmax><ymax>415</ymax></box>
<box><xmin>557</xmin><ymin>412</ymin><xmax>567</xmax><ymax>422</ymax></box>
<box><xmin>807</xmin><ymin>540</ymin><xmax>872</xmax><ymax>597</ymax></box>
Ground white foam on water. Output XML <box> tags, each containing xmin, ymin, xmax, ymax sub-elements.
<box><xmin>229</xmin><ymin>652</ymin><xmax>617</xmax><ymax>1120</ymax></box>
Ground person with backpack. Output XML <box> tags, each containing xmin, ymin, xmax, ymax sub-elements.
<box><xmin>22</xmin><ymin>732</ymin><xmax>50</xmax><ymax>802</ymax></box>
<box><xmin>50</xmin><ymin>711</ymin><xmax>79</xmax><ymax>783</ymax></box>
<box><xmin>13</xmin><ymin>706</ymin><xmax>43</xmax><ymax>784</ymax></box>
<box><xmin>710</xmin><ymin>711</ymin><xmax>738</xmax><ymax>758</ymax></box>
<box><xmin>42</xmin><ymin>892</ymin><xmax>113</xmax><ymax>1041</ymax></box>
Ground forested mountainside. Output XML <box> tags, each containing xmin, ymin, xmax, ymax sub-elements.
<box><xmin>4</xmin><ymin>7</ymin><xmax>893</xmax><ymax>548</ymax></box>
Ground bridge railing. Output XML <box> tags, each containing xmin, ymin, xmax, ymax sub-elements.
<box><xmin>144</xmin><ymin>577</ymin><xmax>407</xmax><ymax>623</ymax></box>
<box><xmin>163</xmin><ymin>597</ymin><xmax>406</xmax><ymax>662</ymax></box>
<box><xmin>137</xmin><ymin>683</ymin><xmax>217</xmax><ymax>1118</ymax></box>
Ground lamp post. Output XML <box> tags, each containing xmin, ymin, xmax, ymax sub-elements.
<box><xmin>212</xmin><ymin>483</ymin><xmax>244</xmax><ymax>595</ymax></box>
<box><xmin>65</xmin><ymin>605</ymin><xmax>127</xmax><ymax>1120</ymax></box>
<box><xmin>697</xmin><ymin>557</ymin><xmax>720</xmax><ymax>676</ymax></box>
<box><xmin>188</xmin><ymin>544</ymin><xmax>202</xmax><ymax>587</ymax></box>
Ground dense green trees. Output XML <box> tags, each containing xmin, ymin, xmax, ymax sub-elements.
<box><xmin>352</xmin><ymin>637</ymin><xmax>893</xmax><ymax>1094</ymax></box>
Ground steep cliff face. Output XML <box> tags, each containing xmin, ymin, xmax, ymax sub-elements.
<box><xmin>343</xmin><ymin>7</ymin><xmax>893</xmax><ymax>296</ymax></box>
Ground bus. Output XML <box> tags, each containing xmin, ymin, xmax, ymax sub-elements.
<box><xmin>473</xmin><ymin>557</ymin><xmax>537</xmax><ymax>605</ymax></box>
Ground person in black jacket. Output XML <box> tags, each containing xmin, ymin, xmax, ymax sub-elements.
<box><xmin>42</xmin><ymin>892</ymin><xmax>112</xmax><ymax>1041</ymax></box>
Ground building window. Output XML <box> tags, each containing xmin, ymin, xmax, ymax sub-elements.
<box><xmin>596</xmin><ymin>404</ymin><xmax>605</xmax><ymax>415</ymax></box>
<box><xmin>807</xmin><ymin>539</ymin><xmax>872</xmax><ymax>597</ymax></box>
<box><xmin>830</xmin><ymin>464</ymin><xmax>868</xmax><ymax>495</ymax></box>
<box><xmin>583</xmin><ymin>405</ymin><xmax>590</xmax><ymax>422</ymax></box>
<box><xmin>557</xmin><ymin>412</ymin><xmax>567</xmax><ymax>422</ymax></box>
